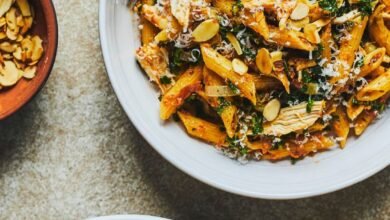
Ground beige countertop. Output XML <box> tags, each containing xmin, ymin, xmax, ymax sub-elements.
<box><xmin>0</xmin><ymin>0</ymin><xmax>389</xmax><ymax>219</ymax></box>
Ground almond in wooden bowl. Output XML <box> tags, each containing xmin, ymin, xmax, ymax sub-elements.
<box><xmin>0</xmin><ymin>0</ymin><xmax>58</xmax><ymax>120</ymax></box>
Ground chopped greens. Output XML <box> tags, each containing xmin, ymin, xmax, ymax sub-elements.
<box><xmin>307</xmin><ymin>96</ymin><xmax>314</xmax><ymax>113</ymax></box>
<box><xmin>159</xmin><ymin>76</ymin><xmax>172</xmax><ymax>84</ymax></box>
<box><xmin>251</xmin><ymin>113</ymin><xmax>263</xmax><ymax>135</ymax></box>
<box><xmin>232</xmin><ymin>0</ymin><xmax>243</xmax><ymax>16</ymax></box>
<box><xmin>216</xmin><ymin>97</ymin><xmax>231</xmax><ymax>115</ymax></box>
<box><xmin>319</xmin><ymin>0</ymin><xmax>338</xmax><ymax>15</ymax></box>
<box><xmin>228</xmin><ymin>81</ymin><xmax>240</xmax><ymax>94</ymax></box>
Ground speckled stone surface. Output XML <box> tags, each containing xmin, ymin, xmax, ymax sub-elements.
<box><xmin>0</xmin><ymin>0</ymin><xmax>388</xmax><ymax>219</ymax></box>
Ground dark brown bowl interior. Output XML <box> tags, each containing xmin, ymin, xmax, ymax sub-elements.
<box><xmin>0</xmin><ymin>0</ymin><xmax>58</xmax><ymax>120</ymax></box>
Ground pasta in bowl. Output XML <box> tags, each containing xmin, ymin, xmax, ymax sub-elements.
<box><xmin>132</xmin><ymin>0</ymin><xmax>388</xmax><ymax>163</ymax></box>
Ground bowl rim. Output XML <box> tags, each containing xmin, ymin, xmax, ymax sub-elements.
<box><xmin>98</xmin><ymin>1</ymin><xmax>389</xmax><ymax>200</ymax></box>
<box><xmin>0</xmin><ymin>0</ymin><xmax>58</xmax><ymax>120</ymax></box>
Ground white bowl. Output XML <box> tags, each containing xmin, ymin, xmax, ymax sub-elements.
<box><xmin>99</xmin><ymin>0</ymin><xmax>390</xmax><ymax>199</ymax></box>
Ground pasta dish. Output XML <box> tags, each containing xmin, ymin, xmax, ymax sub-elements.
<box><xmin>133</xmin><ymin>0</ymin><xmax>389</xmax><ymax>163</ymax></box>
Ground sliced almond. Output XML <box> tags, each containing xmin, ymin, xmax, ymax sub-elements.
<box><xmin>0</xmin><ymin>42</ymin><xmax>16</xmax><ymax>53</ymax></box>
<box><xmin>21</xmin><ymin>37</ymin><xmax>33</xmax><ymax>59</ymax></box>
<box><xmin>13</xmin><ymin>46</ymin><xmax>22</xmax><ymax>60</ymax></box>
<box><xmin>256</xmin><ymin>48</ymin><xmax>273</xmax><ymax>75</ymax></box>
<box><xmin>6</xmin><ymin>28</ymin><xmax>18</xmax><ymax>40</ymax></box>
<box><xmin>226</xmin><ymin>33</ymin><xmax>243</xmax><ymax>55</ymax></box>
<box><xmin>23</xmin><ymin>65</ymin><xmax>36</xmax><ymax>79</ymax></box>
<box><xmin>0</xmin><ymin>0</ymin><xmax>13</xmax><ymax>18</ymax></box>
<box><xmin>290</xmin><ymin>3</ymin><xmax>309</xmax><ymax>21</ymax></box>
<box><xmin>192</xmin><ymin>19</ymin><xmax>219</xmax><ymax>42</ymax></box>
<box><xmin>232</xmin><ymin>58</ymin><xmax>248</xmax><ymax>75</ymax></box>
<box><xmin>0</xmin><ymin>61</ymin><xmax>20</xmax><ymax>86</ymax></box>
<box><xmin>16</xmin><ymin>0</ymin><xmax>31</xmax><ymax>17</ymax></box>
<box><xmin>31</xmin><ymin>36</ymin><xmax>43</xmax><ymax>61</ymax></box>
<box><xmin>263</xmin><ymin>99</ymin><xmax>281</xmax><ymax>121</ymax></box>
<box><xmin>6</xmin><ymin>7</ymin><xmax>17</xmax><ymax>31</ymax></box>
<box><xmin>304</xmin><ymin>23</ymin><xmax>320</xmax><ymax>44</ymax></box>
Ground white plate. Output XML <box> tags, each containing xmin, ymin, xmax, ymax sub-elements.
<box><xmin>88</xmin><ymin>215</ymin><xmax>169</xmax><ymax>220</ymax></box>
<box><xmin>99</xmin><ymin>0</ymin><xmax>390</xmax><ymax>199</ymax></box>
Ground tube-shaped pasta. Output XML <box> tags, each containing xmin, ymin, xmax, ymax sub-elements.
<box><xmin>358</xmin><ymin>48</ymin><xmax>386</xmax><ymax>78</ymax></box>
<box><xmin>332</xmin><ymin>106</ymin><xmax>350</xmax><ymax>148</ymax></box>
<box><xmin>263</xmin><ymin>133</ymin><xmax>335</xmax><ymax>160</ymax></box>
<box><xmin>160</xmin><ymin>66</ymin><xmax>203</xmax><ymax>120</ymax></box>
<box><xmin>200</xmin><ymin>67</ymin><xmax>238</xmax><ymax>138</ymax></box>
<box><xmin>242</xmin><ymin>9</ymin><xmax>269</xmax><ymax>40</ymax></box>
<box><xmin>346</xmin><ymin>97</ymin><xmax>364</xmax><ymax>120</ymax></box>
<box><xmin>331</xmin><ymin>16</ymin><xmax>368</xmax><ymax>83</ymax></box>
<box><xmin>354</xmin><ymin>110</ymin><xmax>376</xmax><ymax>136</ymax></box>
<box><xmin>178</xmin><ymin>111</ymin><xmax>227</xmax><ymax>145</ymax></box>
<box><xmin>356</xmin><ymin>70</ymin><xmax>390</xmax><ymax>101</ymax></box>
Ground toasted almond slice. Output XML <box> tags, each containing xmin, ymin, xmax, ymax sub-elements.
<box><xmin>6</xmin><ymin>7</ymin><xmax>17</xmax><ymax>31</ymax></box>
<box><xmin>31</xmin><ymin>35</ymin><xmax>43</xmax><ymax>61</ymax></box>
<box><xmin>13</xmin><ymin>46</ymin><xmax>22</xmax><ymax>60</ymax></box>
<box><xmin>263</xmin><ymin>99</ymin><xmax>281</xmax><ymax>121</ymax></box>
<box><xmin>192</xmin><ymin>19</ymin><xmax>219</xmax><ymax>42</ymax></box>
<box><xmin>304</xmin><ymin>23</ymin><xmax>320</xmax><ymax>44</ymax></box>
<box><xmin>23</xmin><ymin>65</ymin><xmax>36</xmax><ymax>79</ymax></box>
<box><xmin>0</xmin><ymin>61</ymin><xmax>20</xmax><ymax>86</ymax></box>
<box><xmin>21</xmin><ymin>37</ymin><xmax>33</xmax><ymax>59</ymax></box>
<box><xmin>0</xmin><ymin>0</ymin><xmax>13</xmax><ymax>18</ymax></box>
<box><xmin>16</xmin><ymin>0</ymin><xmax>31</xmax><ymax>16</ymax></box>
<box><xmin>256</xmin><ymin>48</ymin><xmax>273</xmax><ymax>75</ymax></box>
<box><xmin>0</xmin><ymin>42</ymin><xmax>16</xmax><ymax>53</ymax></box>
<box><xmin>6</xmin><ymin>28</ymin><xmax>17</xmax><ymax>40</ymax></box>
<box><xmin>232</xmin><ymin>58</ymin><xmax>248</xmax><ymax>75</ymax></box>
<box><xmin>226</xmin><ymin>33</ymin><xmax>243</xmax><ymax>55</ymax></box>
<box><xmin>290</xmin><ymin>3</ymin><xmax>309</xmax><ymax>21</ymax></box>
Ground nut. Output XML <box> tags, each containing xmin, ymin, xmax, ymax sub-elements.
<box><xmin>226</xmin><ymin>33</ymin><xmax>243</xmax><ymax>55</ymax></box>
<box><xmin>290</xmin><ymin>3</ymin><xmax>309</xmax><ymax>21</ymax></box>
<box><xmin>232</xmin><ymin>58</ymin><xmax>248</xmax><ymax>75</ymax></box>
<box><xmin>192</xmin><ymin>19</ymin><xmax>220</xmax><ymax>42</ymax></box>
<box><xmin>0</xmin><ymin>61</ymin><xmax>20</xmax><ymax>86</ymax></box>
<box><xmin>263</xmin><ymin>99</ymin><xmax>281</xmax><ymax>121</ymax></box>
<box><xmin>256</xmin><ymin>48</ymin><xmax>273</xmax><ymax>75</ymax></box>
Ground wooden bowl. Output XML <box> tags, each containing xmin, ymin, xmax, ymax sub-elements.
<box><xmin>0</xmin><ymin>0</ymin><xmax>58</xmax><ymax>120</ymax></box>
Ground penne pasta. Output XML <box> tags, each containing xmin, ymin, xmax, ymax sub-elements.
<box><xmin>160</xmin><ymin>66</ymin><xmax>203</xmax><ymax>120</ymax></box>
<box><xmin>133</xmin><ymin>1</ymin><xmax>389</xmax><ymax>162</ymax></box>
<box><xmin>178</xmin><ymin>111</ymin><xmax>227</xmax><ymax>145</ymax></box>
